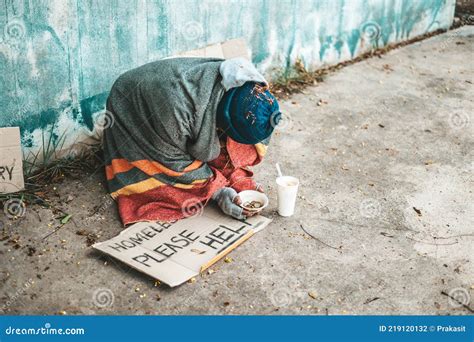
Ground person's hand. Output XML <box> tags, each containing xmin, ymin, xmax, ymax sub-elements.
<box><xmin>212</xmin><ymin>187</ymin><xmax>257</xmax><ymax>219</ymax></box>
<box><xmin>255</xmin><ymin>183</ymin><xmax>265</xmax><ymax>193</ymax></box>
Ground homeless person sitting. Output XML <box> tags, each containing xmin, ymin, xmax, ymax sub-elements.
<box><xmin>103</xmin><ymin>57</ymin><xmax>281</xmax><ymax>225</ymax></box>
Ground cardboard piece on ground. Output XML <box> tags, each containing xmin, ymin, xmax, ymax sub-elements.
<box><xmin>0</xmin><ymin>127</ymin><xmax>24</xmax><ymax>193</ymax></box>
<box><xmin>174</xmin><ymin>38</ymin><xmax>249</xmax><ymax>60</ymax></box>
<box><xmin>93</xmin><ymin>204</ymin><xmax>271</xmax><ymax>287</ymax></box>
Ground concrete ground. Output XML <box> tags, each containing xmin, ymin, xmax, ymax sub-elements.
<box><xmin>1</xmin><ymin>27</ymin><xmax>473</xmax><ymax>315</ymax></box>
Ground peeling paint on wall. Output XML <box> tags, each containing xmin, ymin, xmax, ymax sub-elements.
<box><xmin>0</xmin><ymin>0</ymin><xmax>455</xmax><ymax>158</ymax></box>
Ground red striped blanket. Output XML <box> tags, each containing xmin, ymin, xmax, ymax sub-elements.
<box><xmin>107</xmin><ymin>137</ymin><xmax>267</xmax><ymax>225</ymax></box>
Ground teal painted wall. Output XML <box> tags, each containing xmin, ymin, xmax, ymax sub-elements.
<box><xmin>0</xmin><ymin>0</ymin><xmax>455</xmax><ymax>157</ymax></box>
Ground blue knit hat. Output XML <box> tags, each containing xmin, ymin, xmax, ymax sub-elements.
<box><xmin>216</xmin><ymin>82</ymin><xmax>280</xmax><ymax>144</ymax></box>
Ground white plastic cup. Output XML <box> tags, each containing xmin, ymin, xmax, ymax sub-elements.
<box><xmin>276</xmin><ymin>176</ymin><xmax>299</xmax><ymax>217</ymax></box>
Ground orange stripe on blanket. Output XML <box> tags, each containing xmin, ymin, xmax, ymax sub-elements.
<box><xmin>111</xmin><ymin>178</ymin><xmax>165</xmax><ymax>198</ymax></box>
<box><xmin>111</xmin><ymin>177</ymin><xmax>209</xmax><ymax>198</ymax></box>
<box><xmin>106</xmin><ymin>159</ymin><xmax>134</xmax><ymax>180</ymax></box>
<box><xmin>106</xmin><ymin>158</ymin><xmax>203</xmax><ymax>181</ymax></box>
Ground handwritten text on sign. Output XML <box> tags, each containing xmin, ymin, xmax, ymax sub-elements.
<box><xmin>0</xmin><ymin>127</ymin><xmax>24</xmax><ymax>193</ymax></box>
<box><xmin>107</xmin><ymin>221</ymin><xmax>248</xmax><ymax>267</ymax></box>
<box><xmin>93</xmin><ymin>205</ymin><xmax>271</xmax><ymax>287</ymax></box>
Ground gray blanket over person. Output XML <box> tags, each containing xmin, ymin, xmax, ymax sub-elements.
<box><xmin>103</xmin><ymin>57</ymin><xmax>281</xmax><ymax>225</ymax></box>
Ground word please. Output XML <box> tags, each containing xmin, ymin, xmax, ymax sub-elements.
<box><xmin>131</xmin><ymin>224</ymin><xmax>247</xmax><ymax>266</ymax></box>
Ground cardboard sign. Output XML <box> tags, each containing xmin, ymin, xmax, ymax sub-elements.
<box><xmin>0</xmin><ymin>127</ymin><xmax>24</xmax><ymax>193</ymax></box>
<box><xmin>174</xmin><ymin>38</ymin><xmax>249</xmax><ymax>60</ymax></box>
<box><xmin>93</xmin><ymin>204</ymin><xmax>271</xmax><ymax>287</ymax></box>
